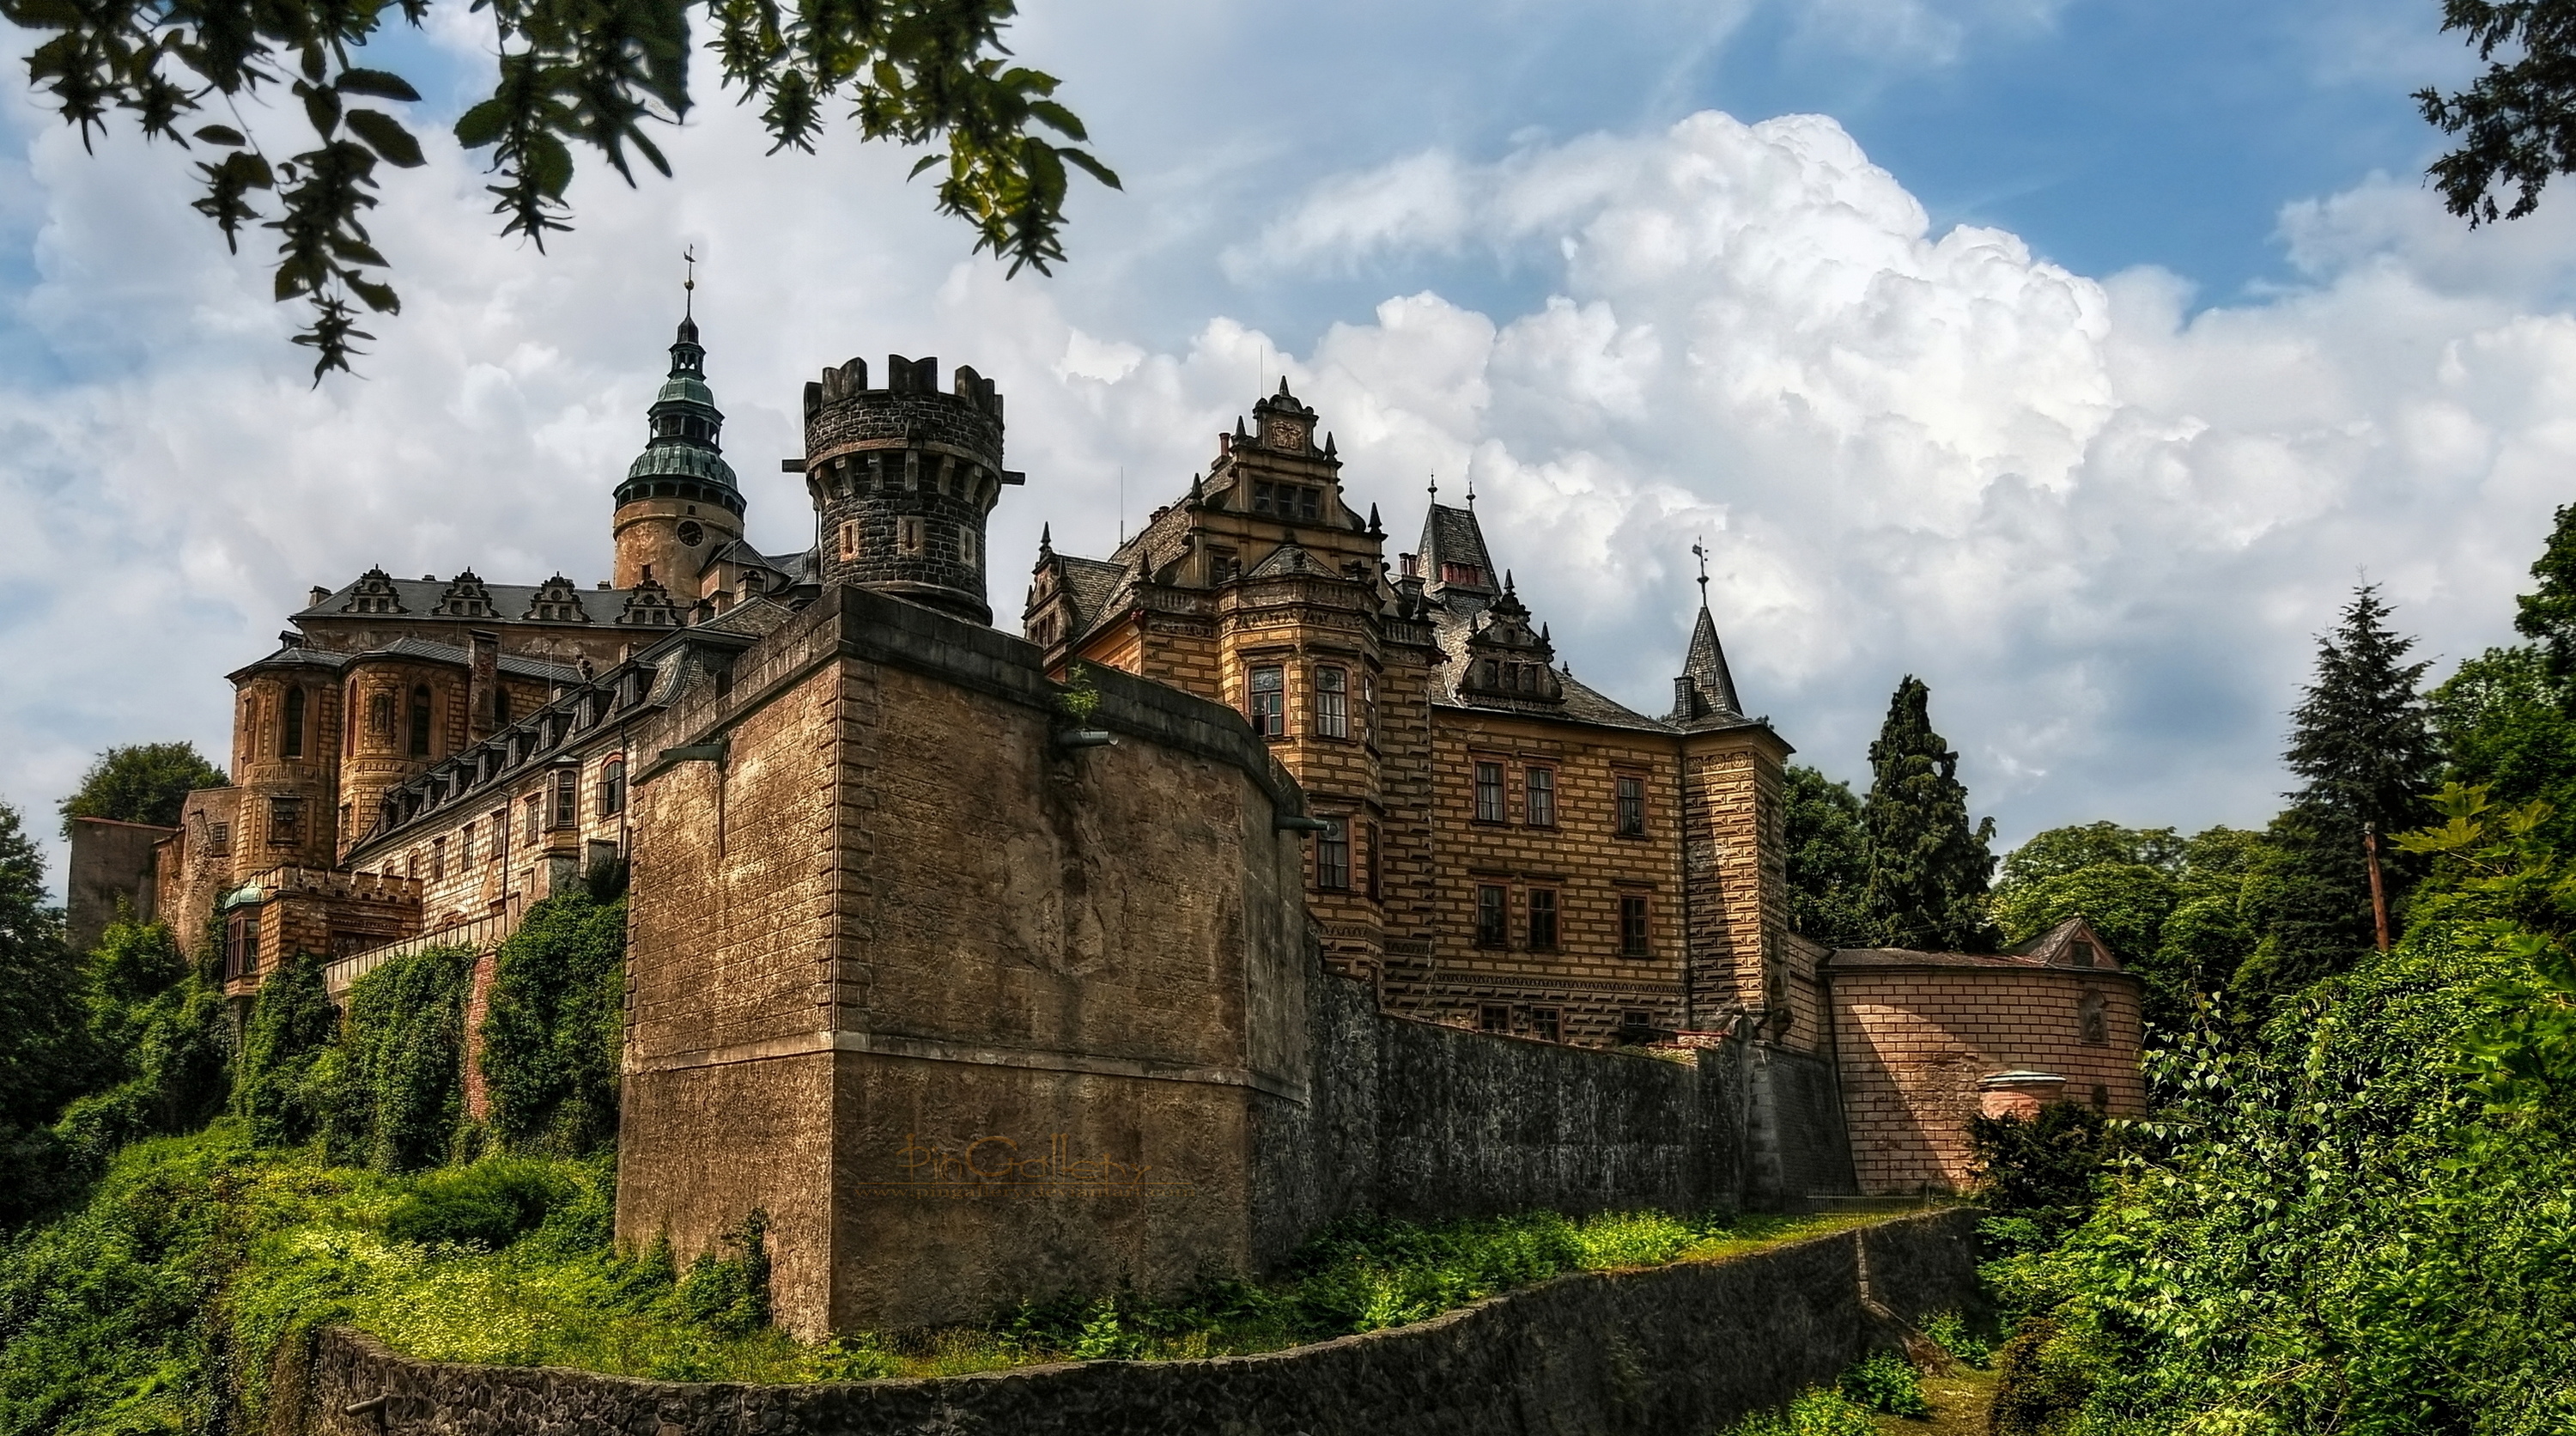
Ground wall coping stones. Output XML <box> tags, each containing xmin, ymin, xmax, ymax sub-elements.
<box><xmin>293</xmin><ymin>1208</ymin><xmax>1980</xmax><ymax>1436</ymax></box>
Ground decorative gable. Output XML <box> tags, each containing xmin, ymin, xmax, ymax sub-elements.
<box><xmin>341</xmin><ymin>567</ymin><xmax>406</xmax><ymax>615</ymax></box>
<box><xmin>433</xmin><ymin>569</ymin><xmax>495</xmax><ymax>618</ymax></box>
<box><xmin>524</xmin><ymin>574</ymin><xmax>592</xmax><ymax>624</ymax></box>
<box><xmin>1456</xmin><ymin>579</ymin><xmax>1564</xmax><ymax>705</ymax></box>
<box><xmin>616</xmin><ymin>575</ymin><xmax>684</xmax><ymax>628</ymax></box>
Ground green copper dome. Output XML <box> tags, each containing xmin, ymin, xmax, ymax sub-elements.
<box><xmin>614</xmin><ymin>313</ymin><xmax>746</xmax><ymax>513</ymax></box>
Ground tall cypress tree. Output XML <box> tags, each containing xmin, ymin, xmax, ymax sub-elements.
<box><xmin>2234</xmin><ymin>586</ymin><xmax>2436</xmax><ymax>1017</ymax></box>
<box><xmin>1862</xmin><ymin>676</ymin><xmax>2000</xmax><ymax>951</ymax></box>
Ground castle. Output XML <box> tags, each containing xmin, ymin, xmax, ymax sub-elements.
<box><xmin>98</xmin><ymin>309</ymin><xmax>2146</xmax><ymax>1332</ymax></box>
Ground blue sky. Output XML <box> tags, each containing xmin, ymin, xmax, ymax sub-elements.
<box><xmin>2</xmin><ymin>0</ymin><xmax>2565</xmax><ymax>898</ymax></box>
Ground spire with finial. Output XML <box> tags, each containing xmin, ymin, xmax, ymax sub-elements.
<box><xmin>1038</xmin><ymin>522</ymin><xmax>1054</xmax><ymax>559</ymax></box>
<box><xmin>1667</xmin><ymin>537</ymin><xmax>1744</xmax><ymax>725</ymax></box>
<box><xmin>1465</xmin><ymin>473</ymin><xmax>1477</xmax><ymax>507</ymax></box>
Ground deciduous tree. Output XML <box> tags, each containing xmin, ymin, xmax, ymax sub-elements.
<box><xmin>1783</xmin><ymin>764</ymin><xmax>1873</xmax><ymax>948</ymax></box>
<box><xmin>55</xmin><ymin>742</ymin><xmax>226</xmax><ymax>837</ymax></box>
<box><xmin>1</xmin><ymin>0</ymin><xmax>1118</xmax><ymax>378</ymax></box>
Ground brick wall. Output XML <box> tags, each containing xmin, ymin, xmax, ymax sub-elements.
<box><xmin>1831</xmin><ymin>958</ymin><xmax>2148</xmax><ymax>1194</ymax></box>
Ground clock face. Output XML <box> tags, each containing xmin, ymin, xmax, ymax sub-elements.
<box><xmin>677</xmin><ymin>520</ymin><xmax>705</xmax><ymax>547</ymax></box>
<box><xmin>1266</xmin><ymin>417</ymin><xmax>1305</xmax><ymax>452</ymax></box>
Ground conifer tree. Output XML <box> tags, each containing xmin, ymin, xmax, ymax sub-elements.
<box><xmin>2234</xmin><ymin>586</ymin><xmax>2436</xmax><ymax>1016</ymax></box>
<box><xmin>1862</xmin><ymin>677</ymin><xmax>2000</xmax><ymax>951</ymax></box>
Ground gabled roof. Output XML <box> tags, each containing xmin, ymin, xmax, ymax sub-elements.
<box><xmin>1417</xmin><ymin>502</ymin><xmax>1496</xmax><ymax>594</ymax></box>
<box><xmin>1827</xmin><ymin>918</ymin><xmax>2131</xmax><ymax>974</ymax></box>
<box><xmin>300</xmin><ymin>575</ymin><xmax>653</xmax><ymax>624</ymax></box>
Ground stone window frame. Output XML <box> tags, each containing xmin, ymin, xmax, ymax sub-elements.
<box><xmin>282</xmin><ymin>687</ymin><xmax>307</xmax><ymax>759</ymax></box>
<box><xmin>1613</xmin><ymin>771</ymin><xmax>1648</xmax><ymax>838</ymax></box>
<box><xmin>1478</xmin><ymin>1002</ymin><xmax>1510</xmax><ymax>1033</ymax></box>
<box><xmin>1473</xmin><ymin>883</ymin><xmax>1509</xmax><ymax>948</ymax></box>
<box><xmin>1531</xmin><ymin>1007</ymin><xmax>1562</xmax><ymax>1044</ymax></box>
<box><xmin>224</xmin><ymin>909</ymin><xmax>261</xmax><ymax>981</ymax></box>
<box><xmin>1247</xmin><ymin>665</ymin><xmax>1285</xmax><ymax>739</ymax></box>
<box><xmin>898</xmin><ymin>516</ymin><xmax>926</xmax><ymax>555</ymax></box>
<box><xmin>430</xmin><ymin>836</ymin><xmax>447</xmax><ymax>881</ymax></box>
<box><xmin>598</xmin><ymin>755</ymin><xmax>628</xmax><ymax>818</ymax></box>
<box><xmin>1523</xmin><ymin>764</ymin><xmax>1557</xmax><ymax>827</ymax></box>
<box><xmin>268</xmin><ymin>796</ymin><xmax>303</xmax><ymax>848</ymax></box>
<box><xmin>958</xmin><ymin>524</ymin><xmax>981</xmax><ymax>571</ymax></box>
<box><xmin>2079</xmin><ymin>989</ymin><xmax>2109</xmax><ymax>1046</ymax></box>
<box><xmin>409</xmin><ymin>685</ymin><xmax>434</xmax><ymax>758</ymax></box>
<box><xmin>1312</xmin><ymin>665</ymin><xmax>1349</xmax><ymax>739</ymax></box>
<box><xmin>1473</xmin><ymin>760</ymin><xmax>1507</xmax><ymax>824</ymax></box>
<box><xmin>1315</xmin><ymin>816</ymin><xmax>1351</xmax><ymax>891</ymax></box>
<box><xmin>1527</xmin><ymin>886</ymin><xmax>1558</xmax><ymax>952</ymax></box>
<box><xmin>458</xmin><ymin>820</ymin><xmax>474</xmax><ymax>869</ymax></box>
<box><xmin>838</xmin><ymin>520</ymin><xmax>861</xmax><ymax>562</ymax></box>
<box><xmin>489</xmin><ymin>807</ymin><xmax>510</xmax><ymax>865</ymax></box>
<box><xmin>1618</xmin><ymin>893</ymin><xmax>1651</xmax><ymax>958</ymax></box>
<box><xmin>550</xmin><ymin>766</ymin><xmax>580</xmax><ymax>830</ymax></box>
<box><xmin>523</xmin><ymin>793</ymin><xmax>544</xmax><ymax>845</ymax></box>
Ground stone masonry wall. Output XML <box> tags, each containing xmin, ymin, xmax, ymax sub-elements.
<box><xmin>290</xmin><ymin>1208</ymin><xmax>1982</xmax><ymax>1436</ymax></box>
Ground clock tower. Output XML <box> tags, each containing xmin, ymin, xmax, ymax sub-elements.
<box><xmin>612</xmin><ymin>309</ymin><xmax>746</xmax><ymax>594</ymax></box>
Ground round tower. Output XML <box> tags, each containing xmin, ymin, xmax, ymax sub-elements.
<box><xmin>613</xmin><ymin>314</ymin><xmax>746</xmax><ymax>593</ymax></box>
<box><xmin>801</xmin><ymin>353</ymin><xmax>1011</xmax><ymax>625</ymax></box>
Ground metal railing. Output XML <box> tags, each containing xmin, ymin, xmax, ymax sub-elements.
<box><xmin>325</xmin><ymin>908</ymin><xmax>520</xmax><ymax>997</ymax></box>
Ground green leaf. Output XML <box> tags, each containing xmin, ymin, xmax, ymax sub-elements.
<box><xmin>345</xmin><ymin>110</ymin><xmax>426</xmax><ymax>168</ymax></box>
<box><xmin>297</xmin><ymin>81</ymin><xmax>342</xmax><ymax>137</ymax></box>
<box><xmin>335</xmin><ymin>69</ymin><xmax>423</xmax><ymax>102</ymax></box>
<box><xmin>194</xmin><ymin>125</ymin><xmax>248</xmax><ymax>147</ymax></box>
<box><xmin>453</xmin><ymin>99</ymin><xmax>513</xmax><ymax>149</ymax></box>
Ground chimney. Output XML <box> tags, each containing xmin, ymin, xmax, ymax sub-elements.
<box><xmin>308</xmin><ymin>585</ymin><xmax>330</xmax><ymax>608</ymax></box>
<box><xmin>467</xmin><ymin>630</ymin><xmax>501</xmax><ymax>742</ymax></box>
<box><xmin>1673</xmin><ymin>677</ymin><xmax>1698</xmax><ymax>720</ymax></box>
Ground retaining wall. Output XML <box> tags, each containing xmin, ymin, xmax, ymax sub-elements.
<box><xmin>289</xmin><ymin>1207</ymin><xmax>1979</xmax><ymax>1436</ymax></box>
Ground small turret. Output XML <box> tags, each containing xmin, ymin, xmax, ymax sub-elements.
<box><xmin>613</xmin><ymin>295</ymin><xmax>746</xmax><ymax>593</ymax></box>
<box><xmin>800</xmin><ymin>352</ymin><xmax>1020</xmax><ymax>625</ymax></box>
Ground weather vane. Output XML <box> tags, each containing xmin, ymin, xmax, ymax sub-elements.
<box><xmin>683</xmin><ymin>245</ymin><xmax>696</xmax><ymax>317</ymax></box>
<box><xmin>1692</xmin><ymin>537</ymin><xmax>1710</xmax><ymax>596</ymax></box>
<box><xmin>1427</xmin><ymin>471</ymin><xmax>1437</xmax><ymax>502</ymax></box>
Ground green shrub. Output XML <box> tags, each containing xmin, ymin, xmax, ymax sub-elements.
<box><xmin>1838</xmin><ymin>1348</ymin><xmax>1930</xmax><ymax>1417</ymax></box>
<box><xmin>333</xmin><ymin>946</ymin><xmax>474</xmax><ymax>1171</ymax></box>
<box><xmin>480</xmin><ymin>896</ymin><xmax>625</xmax><ymax>1154</ymax></box>
<box><xmin>677</xmin><ymin>1209</ymin><xmax>773</xmax><ymax>1336</ymax></box>
<box><xmin>234</xmin><ymin>949</ymin><xmax>337</xmax><ymax>1147</ymax></box>
<box><xmin>1966</xmin><ymin>1099</ymin><xmax>2114</xmax><ymax>1254</ymax></box>
<box><xmin>1722</xmin><ymin>1387</ymin><xmax>1880</xmax><ymax>1436</ymax></box>
<box><xmin>1921</xmin><ymin>1309</ymin><xmax>1993</xmax><ymax>1369</ymax></box>
<box><xmin>382</xmin><ymin>1157</ymin><xmax>574</xmax><ymax>1249</ymax></box>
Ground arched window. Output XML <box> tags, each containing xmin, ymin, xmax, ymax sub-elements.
<box><xmin>409</xmin><ymin>685</ymin><xmax>433</xmax><ymax>758</ymax></box>
<box><xmin>598</xmin><ymin>756</ymin><xmax>627</xmax><ymax>817</ymax></box>
<box><xmin>282</xmin><ymin>688</ymin><xmax>306</xmax><ymax>758</ymax></box>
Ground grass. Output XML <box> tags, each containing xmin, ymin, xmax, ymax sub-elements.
<box><xmin>1</xmin><ymin>1123</ymin><xmax>1931</xmax><ymax>1436</ymax></box>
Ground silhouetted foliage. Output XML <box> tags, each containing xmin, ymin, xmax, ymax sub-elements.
<box><xmin>1861</xmin><ymin>676</ymin><xmax>1998</xmax><ymax>951</ymax></box>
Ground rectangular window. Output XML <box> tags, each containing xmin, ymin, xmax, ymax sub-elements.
<box><xmin>1619</xmin><ymin>895</ymin><xmax>1651</xmax><ymax>957</ymax></box>
<box><xmin>1364</xmin><ymin>821</ymin><xmax>1382</xmax><ymax>902</ymax></box>
<box><xmin>959</xmin><ymin>525</ymin><xmax>981</xmax><ymax>569</ymax></box>
<box><xmin>1615</xmin><ymin>774</ymin><xmax>1647</xmax><ymax>837</ymax></box>
<box><xmin>551</xmin><ymin>768</ymin><xmax>579</xmax><ymax>829</ymax></box>
<box><xmin>210</xmin><ymin>821</ymin><xmax>230</xmax><ymax>852</ymax></box>
<box><xmin>225</xmin><ymin>910</ymin><xmax>260</xmax><ymax>981</ymax></box>
<box><xmin>1479</xmin><ymin>1003</ymin><xmax>1510</xmax><ymax>1034</ymax></box>
<box><xmin>490</xmin><ymin>808</ymin><xmax>508</xmax><ymax>863</ymax></box>
<box><xmin>1525</xmin><ymin>765</ymin><xmax>1557</xmax><ymax>826</ymax></box>
<box><xmin>1528</xmin><ymin>888</ymin><xmax>1558</xmax><ymax>952</ymax></box>
<box><xmin>1317</xmin><ymin>818</ymin><xmax>1351</xmax><ymax>891</ymax></box>
<box><xmin>458</xmin><ymin>822</ymin><xmax>473</xmax><ymax>869</ymax></box>
<box><xmin>1473</xmin><ymin>761</ymin><xmax>1506</xmax><ymax>823</ymax></box>
<box><xmin>1315</xmin><ymin>666</ymin><xmax>1348</xmax><ymax>738</ymax></box>
<box><xmin>430</xmin><ymin>837</ymin><xmax>447</xmax><ymax>881</ymax></box>
<box><xmin>524</xmin><ymin>794</ymin><xmax>543</xmax><ymax>844</ymax></box>
<box><xmin>838</xmin><ymin>520</ymin><xmax>860</xmax><ymax>561</ymax></box>
<box><xmin>1252</xmin><ymin>481</ymin><xmax>1276</xmax><ymax>514</ymax></box>
<box><xmin>1532</xmin><ymin>1007</ymin><xmax>1562</xmax><ymax>1044</ymax></box>
<box><xmin>1249</xmin><ymin>666</ymin><xmax>1285</xmax><ymax>739</ymax></box>
<box><xmin>1295</xmin><ymin>487</ymin><xmax>1321</xmax><ymax>522</ymax></box>
<box><xmin>898</xmin><ymin>516</ymin><xmax>925</xmax><ymax>554</ymax></box>
<box><xmin>1618</xmin><ymin>1010</ymin><xmax>1653</xmax><ymax>1044</ymax></box>
<box><xmin>282</xmin><ymin>688</ymin><xmax>306</xmax><ymax>758</ymax></box>
<box><xmin>267</xmin><ymin>797</ymin><xmax>302</xmax><ymax>847</ymax></box>
<box><xmin>1361</xmin><ymin>674</ymin><xmax>1376</xmax><ymax>744</ymax></box>
<box><xmin>1475</xmin><ymin>884</ymin><xmax>1508</xmax><ymax>948</ymax></box>
<box><xmin>598</xmin><ymin>758</ymin><xmax>627</xmax><ymax>818</ymax></box>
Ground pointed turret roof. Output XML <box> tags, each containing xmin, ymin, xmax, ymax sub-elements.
<box><xmin>1417</xmin><ymin>500</ymin><xmax>1496</xmax><ymax>597</ymax></box>
<box><xmin>1666</xmin><ymin>593</ymin><xmax>1747</xmax><ymax>727</ymax></box>
<box><xmin>617</xmin><ymin>307</ymin><xmax>742</xmax><ymax>506</ymax></box>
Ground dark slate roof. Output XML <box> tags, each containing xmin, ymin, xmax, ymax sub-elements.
<box><xmin>1828</xmin><ymin>921</ymin><xmax>2130</xmax><ymax>974</ymax></box>
<box><xmin>1666</xmin><ymin>603</ymin><xmax>1746</xmax><ymax>725</ymax></box>
<box><xmin>1416</xmin><ymin>502</ymin><xmax>1495</xmax><ymax>593</ymax></box>
<box><xmin>228</xmin><ymin>636</ymin><xmax>586</xmax><ymax>685</ymax></box>
<box><xmin>298</xmin><ymin>575</ymin><xmax>657</xmax><ymax>624</ymax></box>
<box><xmin>1056</xmin><ymin>555</ymin><xmax>1129</xmax><ymax>636</ymax></box>
<box><xmin>1422</xmin><ymin>599</ymin><xmax>1673</xmax><ymax>733</ymax></box>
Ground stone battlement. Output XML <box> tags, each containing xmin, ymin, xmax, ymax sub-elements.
<box><xmin>247</xmin><ymin>865</ymin><xmax>422</xmax><ymax>906</ymax></box>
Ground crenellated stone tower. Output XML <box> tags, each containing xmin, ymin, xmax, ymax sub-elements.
<box><xmin>613</xmin><ymin>313</ymin><xmax>745</xmax><ymax>592</ymax></box>
<box><xmin>800</xmin><ymin>353</ymin><xmax>1020</xmax><ymax>625</ymax></box>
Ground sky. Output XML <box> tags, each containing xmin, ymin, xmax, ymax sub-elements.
<box><xmin>2</xmin><ymin>0</ymin><xmax>2567</xmax><ymax>899</ymax></box>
